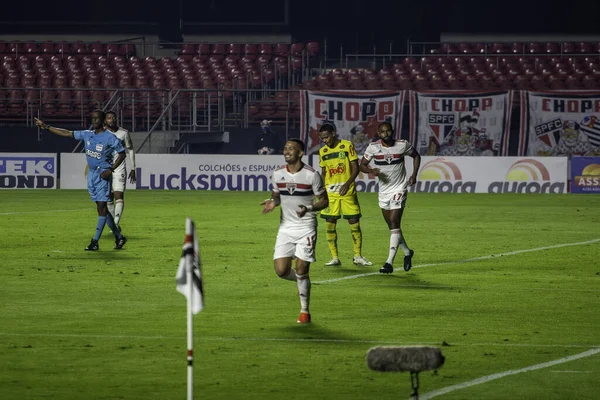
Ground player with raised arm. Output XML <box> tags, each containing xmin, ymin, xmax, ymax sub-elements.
<box><xmin>261</xmin><ymin>139</ymin><xmax>329</xmax><ymax>323</ymax></box>
<box><xmin>35</xmin><ymin>111</ymin><xmax>128</xmax><ymax>251</ymax></box>
<box><xmin>359</xmin><ymin>122</ymin><xmax>421</xmax><ymax>274</ymax></box>
<box><xmin>104</xmin><ymin>111</ymin><xmax>136</xmax><ymax>230</ymax></box>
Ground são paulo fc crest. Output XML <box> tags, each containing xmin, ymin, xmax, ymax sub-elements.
<box><xmin>286</xmin><ymin>183</ymin><xmax>297</xmax><ymax>194</ymax></box>
<box><xmin>384</xmin><ymin>153</ymin><xmax>394</xmax><ymax>164</ymax></box>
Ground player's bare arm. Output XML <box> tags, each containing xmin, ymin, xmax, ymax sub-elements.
<box><xmin>126</xmin><ymin>132</ymin><xmax>137</xmax><ymax>184</ymax></box>
<box><xmin>359</xmin><ymin>157</ymin><xmax>380</xmax><ymax>176</ymax></box>
<box><xmin>100</xmin><ymin>151</ymin><xmax>126</xmax><ymax>180</ymax></box>
<box><xmin>408</xmin><ymin>148</ymin><xmax>421</xmax><ymax>186</ymax></box>
<box><xmin>34</xmin><ymin>117</ymin><xmax>74</xmax><ymax>138</ymax></box>
<box><xmin>297</xmin><ymin>191</ymin><xmax>329</xmax><ymax>217</ymax></box>
<box><xmin>261</xmin><ymin>192</ymin><xmax>281</xmax><ymax>214</ymax></box>
<box><xmin>339</xmin><ymin>159</ymin><xmax>360</xmax><ymax>196</ymax></box>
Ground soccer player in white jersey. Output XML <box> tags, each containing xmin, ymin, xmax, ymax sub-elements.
<box><xmin>360</xmin><ymin>122</ymin><xmax>421</xmax><ymax>274</ymax></box>
<box><xmin>261</xmin><ymin>139</ymin><xmax>329</xmax><ymax>324</ymax></box>
<box><xmin>105</xmin><ymin>111</ymin><xmax>136</xmax><ymax>230</ymax></box>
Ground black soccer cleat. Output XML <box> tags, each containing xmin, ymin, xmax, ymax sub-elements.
<box><xmin>114</xmin><ymin>236</ymin><xmax>127</xmax><ymax>250</ymax></box>
<box><xmin>379</xmin><ymin>263</ymin><xmax>393</xmax><ymax>274</ymax></box>
<box><xmin>85</xmin><ymin>239</ymin><xmax>99</xmax><ymax>251</ymax></box>
<box><xmin>404</xmin><ymin>249</ymin><xmax>414</xmax><ymax>272</ymax></box>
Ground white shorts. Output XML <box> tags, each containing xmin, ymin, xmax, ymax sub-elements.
<box><xmin>111</xmin><ymin>168</ymin><xmax>127</xmax><ymax>193</ymax></box>
<box><xmin>378</xmin><ymin>190</ymin><xmax>407</xmax><ymax>210</ymax></box>
<box><xmin>273</xmin><ymin>226</ymin><xmax>317</xmax><ymax>262</ymax></box>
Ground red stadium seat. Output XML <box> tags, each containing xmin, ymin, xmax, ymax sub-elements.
<box><xmin>224</xmin><ymin>43</ymin><xmax>240</xmax><ymax>56</ymax></box>
<box><xmin>545</xmin><ymin>42</ymin><xmax>559</xmax><ymax>54</ymax></box>
<box><xmin>259</xmin><ymin>44</ymin><xmax>272</xmax><ymax>56</ymax></box>
<box><xmin>510</xmin><ymin>43</ymin><xmax>525</xmax><ymax>54</ymax></box>
<box><xmin>211</xmin><ymin>43</ymin><xmax>226</xmax><ymax>56</ymax></box>
<box><xmin>23</xmin><ymin>43</ymin><xmax>38</xmax><ymax>53</ymax></box>
<box><xmin>180</xmin><ymin>43</ymin><xmax>198</xmax><ymax>56</ymax></box>
<box><xmin>274</xmin><ymin>43</ymin><xmax>290</xmax><ymax>57</ymax></box>
<box><xmin>526</xmin><ymin>42</ymin><xmax>542</xmax><ymax>54</ymax></box>
<box><xmin>290</xmin><ymin>43</ymin><xmax>304</xmax><ymax>56</ymax></box>
<box><xmin>582</xmin><ymin>75</ymin><xmax>598</xmax><ymax>89</ymax></box>
<box><xmin>89</xmin><ymin>43</ymin><xmax>106</xmax><ymax>55</ymax></box>
<box><xmin>197</xmin><ymin>43</ymin><xmax>210</xmax><ymax>56</ymax></box>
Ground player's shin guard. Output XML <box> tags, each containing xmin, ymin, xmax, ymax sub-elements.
<box><xmin>325</xmin><ymin>221</ymin><xmax>338</xmax><ymax>258</ymax></box>
<box><xmin>114</xmin><ymin>199</ymin><xmax>124</xmax><ymax>225</ymax></box>
<box><xmin>107</xmin><ymin>201</ymin><xmax>116</xmax><ymax>219</ymax></box>
<box><xmin>296</xmin><ymin>274</ymin><xmax>311</xmax><ymax>313</ymax></box>
<box><xmin>386</xmin><ymin>228</ymin><xmax>401</xmax><ymax>265</ymax></box>
<box><xmin>349</xmin><ymin>222</ymin><xmax>363</xmax><ymax>257</ymax></box>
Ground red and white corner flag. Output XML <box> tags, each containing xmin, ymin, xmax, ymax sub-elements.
<box><xmin>176</xmin><ymin>217</ymin><xmax>204</xmax><ymax>314</ymax></box>
<box><xmin>175</xmin><ymin>217</ymin><xmax>204</xmax><ymax>400</ymax></box>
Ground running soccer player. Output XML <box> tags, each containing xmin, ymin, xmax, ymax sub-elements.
<box><xmin>260</xmin><ymin>139</ymin><xmax>329</xmax><ymax>324</ymax></box>
<box><xmin>359</xmin><ymin>122</ymin><xmax>421</xmax><ymax>274</ymax></box>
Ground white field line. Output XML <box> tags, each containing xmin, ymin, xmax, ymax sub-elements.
<box><xmin>418</xmin><ymin>347</ymin><xmax>600</xmax><ymax>400</ymax></box>
<box><xmin>315</xmin><ymin>238</ymin><xmax>600</xmax><ymax>284</ymax></box>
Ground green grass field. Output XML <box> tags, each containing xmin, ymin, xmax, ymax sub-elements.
<box><xmin>1</xmin><ymin>190</ymin><xmax>599</xmax><ymax>400</ymax></box>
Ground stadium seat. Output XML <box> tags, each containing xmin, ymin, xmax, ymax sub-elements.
<box><xmin>545</xmin><ymin>42</ymin><xmax>559</xmax><ymax>54</ymax></box>
<box><xmin>527</xmin><ymin>42</ymin><xmax>542</xmax><ymax>54</ymax></box>
<box><xmin>227</xmin><ymin>43</ymin><xmax>243</xmax><ymax>56</ymax></box>
<box><xmin>212</xmin><ymin>43</ymin><xmax>226</xmax><ymax>56</ymax></box>
<box><xmin>510</xmin><ymin>42</ymin><xmax>525</xmax><ymax>54</ymax></box>
<box><xmin>198</xmin><ymin>44</ymin><xmax>211</xmax><ymax>56</ymax></box>
<box><xmin>179</xmin><ymin>43</ymin><xmax>196</xmax><ymax>56</ymax></box>
<box><xmin>274</xmin><ymin>43</ymin><xmax>290</xmax><ymax>57</ymax></box>
<box><xmin>259</xmin><ymin>44</ymin><xmax>272</xmax><ymax>57</ymax></box>
<box><xmin>89</xmin><ymin>43</ymin><xmax>106</xmax><ymax>55</ymax></box>
<box><xmin>23</xmin><ymin>43</ymin><xmax>38</xmax><ymax>53</ymax></box>
<box><xmin>306</xmin><ymin>42</ymin><xmax>319</xmax><ymax>56</ymax></box>
<box><xmin>582</xmin><ymin>75</ymin><xmax>597</xmax><ymax>89</ymax></box>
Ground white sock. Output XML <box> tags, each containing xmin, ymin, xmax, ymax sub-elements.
<box><xmin>296</xmin><ymin>273</ymin><xmax>311</xmax><ymax>313</ymax></box>
<box><xmin>114</xmin><ymin>199</ymin><xmax>124</xmax><ymax>225</ymax></box>
<box><xmin>281</xmin><ymin>268</ymin><xmax>297</xmax><ymax>281</ymax></box>
<box><xmin>386</xmin><ymin>229</ymin><xmax>400</xmax><ymax>265</ymax></box>
<box><xmin>107</xmin><ymin>201</ymin><xmax>116</xmax><ymax>219</ymax></box>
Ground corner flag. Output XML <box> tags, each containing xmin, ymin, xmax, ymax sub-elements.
<box><xmin>176</xmin><ymin>218</ymin><xmax>204</xmax><ymax>314</ymax></box>
<box><xmin>175</xmin><ymin>218</ymin><xmax>204</xmax><ymax>400</ymax></box>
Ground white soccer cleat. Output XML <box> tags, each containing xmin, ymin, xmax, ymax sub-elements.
<box><xmin>353</xmin><ymin>256</ymin><xmax>373</xmax><ymax>266</ymax></box>
<box><xmin>325</xmin><ymin>258</ymin><xmax>341</xmax><ymax>266</ymax></box>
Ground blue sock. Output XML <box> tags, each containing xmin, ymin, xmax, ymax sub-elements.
<box><xmin>105</xmin><ymin>213</ymin><xmax>123</xmax><ymax>239</ymax></box>
<box><xmin>94</xmin><ymin>216</ymin><xmax>107</xmax><ymax>241</ymax></box>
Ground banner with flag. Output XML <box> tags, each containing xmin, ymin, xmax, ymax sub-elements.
<box><xmin>176</xmin><ymin>217</ymin><xmax>203</xmax><ymax>314</ymax></box>
<box><xmin>520</xmin><ymin>91</ymin><xmax>600</xmax><ymax>157</ymax></box>
<box><xmin>409</xmin><ymin>90</ymin><xmax>514</xmax><ymax>156</ymax></box>
<box><xmin>300</xmin><ymin>90</ymin><xmax>405</xmax><ymax>155</ymax></box>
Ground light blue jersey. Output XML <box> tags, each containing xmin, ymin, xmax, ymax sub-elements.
<box><xmin>74</xmin><ymin>129</ymin><xmax>125</xmax><ymax>202</ymax></box>
<box><xmin>74</xmin><ymin>129</ymin><xmax>125</xmax><ymax>171</ymax></box>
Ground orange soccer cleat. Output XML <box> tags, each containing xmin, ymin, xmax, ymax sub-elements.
<box><xmin>297</xmin><ymin>312</ymin><xmax>311</xmax><ymax>324</ymax></box>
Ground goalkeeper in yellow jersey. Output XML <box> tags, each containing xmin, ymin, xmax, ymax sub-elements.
<box><xmin>317</xmin><ymin>123</ymin><xmax>372</xmax><ymax>267</ymax></box>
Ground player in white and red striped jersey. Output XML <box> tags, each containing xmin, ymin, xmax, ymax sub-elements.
<box><xmin>360</xmin><ymin>122</ymin><xmax>421</xmax><ymax>274</ymax></box>
<box><xmin>261</xmin><ymin>139</ymin><xmax>329</xmax><ymax>324</ymax></box>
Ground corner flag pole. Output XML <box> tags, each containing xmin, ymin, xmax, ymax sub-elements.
<box><xmin>185</xmin><ymin>217</ymin><xmax>195</xmax><ymax>400</ymax></box>
<box><xmin>176</xmin><ymin>217</ymin><xmax>204</xmax><ymax>400</ymax></box>
<box><xmin>186</xmin><ymin>252</ymin><xmax>194</xmax><ymax>400</ymax></box>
